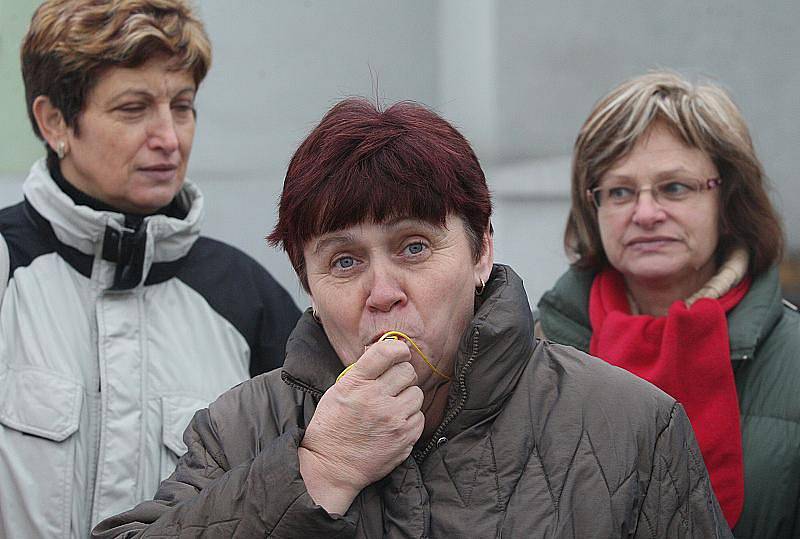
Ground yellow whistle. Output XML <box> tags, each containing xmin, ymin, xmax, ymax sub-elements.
<box><xmin>335</xmin><ymin>330</ymin><xmax>451</xmax><ymax>383</ymax></box>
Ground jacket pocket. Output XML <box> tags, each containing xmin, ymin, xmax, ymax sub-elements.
<box><xmin>160</xmin><ymin>395</ymin><xmax>208</xmax><ymax>480</ymax></box>
<box><xmin>0</xmin><ymin>366</ymin><xmax>83</xmax><ymax>539</ymax></box>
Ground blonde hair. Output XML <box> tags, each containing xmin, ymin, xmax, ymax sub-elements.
<box><xmin>566</xmin><ymin>71</ymin><xmax>783</xmax><ymax>275</ymax></box>
<box><xmin>21</xmin><ymin>0</ymin><xmax>211</xmax><ymax>141</ymax></box>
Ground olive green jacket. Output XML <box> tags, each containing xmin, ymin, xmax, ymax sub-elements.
<box><xmin>537</xmin><ymin>267</ymin><xmax>800</xmax><ymax>538</ymax></box>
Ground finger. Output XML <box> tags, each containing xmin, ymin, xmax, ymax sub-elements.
<box><xmin>351</xmin><ymin>339</ymin><xmax>412</xmax><ymax>380</ymax></box>
<box><xmin>403</xmin><ymin>410</ymin><xmax>425</xmax><ymax>446</ymax></box>
<box><xmin>375</xmin><ymin>361</ymin><xmax>418</xmax><ymax>396</ymax></box>
<box><xmin>395</xmin><ymin>384</ymin><xmax>425</xmax><ymax>417</ymax></box>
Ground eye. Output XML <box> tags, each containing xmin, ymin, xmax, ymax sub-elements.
<box><xmin>332</xmin><ymin>255</ymin><xmax>357</xmax><ymax>271</ymax></box>
<box><xmin>117</xmin><ymin>103</ymin><xmax>147</xmax><ymax>114</ymax></box>
<box><xmin>658</xmin><ymin>181</ymin><xmax>693</xmax><ymax>199</ymax></box>
<box><xmin>606</xmin><ymin>185</ymin><xmax>635</xmax><ymax>203</ymax></box>
<box><xmin>404</xmin><ymin>242</ymin><xmax>426</xmax><ymax>256</ymax></box>
<box><xmin>172</xmin><ymin>101</ymin><xmax>196</xmax><ymax>118</ymax></box>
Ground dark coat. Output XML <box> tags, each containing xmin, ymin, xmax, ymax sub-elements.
<box><xmin>94</xmin><ymin>265</ymin><xmax>731</xmax><ymax>538</ymax></box>
<box><xmin>537</xmin><ymin>266</ymin><xmax>800</xmax><ymax>538</ymax></box>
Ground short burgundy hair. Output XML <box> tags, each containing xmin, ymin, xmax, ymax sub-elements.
<box><xmin>268</xmin><ymin>98</ymin><xmax>492</xmax><ymax>291</ymax></box>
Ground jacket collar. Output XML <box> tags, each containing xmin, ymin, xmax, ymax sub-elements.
<box><xmin>536</xmin><ymin>267</ymin><xmax>594</xmax><ymax>352</ymax></box>
<box><xmin>22</xmin><ymin>158</ymin><xmax>204</xmax><ymax>289</ymax></box>
<box><xmin>727</xmin><ymin>267</ymin><xmax>783</xmax><ymax>360</ymax></box>
<box><xmin>281</xmin><ymin>264</ymin><xmax>536</xmax><ymax>415</ymax></box>
<box><xmin>538</xmin><ymin>265</ymin><xmax>785</xmax><ymax>363</ymax></box>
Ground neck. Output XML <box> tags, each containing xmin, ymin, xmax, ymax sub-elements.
<box><xmin>625</xmin><ymin>265</ymin><xmax>716</xmax><ymax>316</ymax></box>
<box><xmin>420</xmin><ymin>378</ymin><xmax>451</xmax><ymax>441</ymax></box>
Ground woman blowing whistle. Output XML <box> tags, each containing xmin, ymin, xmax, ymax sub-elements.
<box><xmin>94</xmin><ymin>99</ymin><xmax>731</xmax><ymax>538</ymax></box>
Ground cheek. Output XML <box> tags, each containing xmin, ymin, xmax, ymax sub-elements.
<box><xmin>317</xmin><ymin>309</ymin><xmax>360</xmax><ymax>365</ymax></box>
<box><xmin>178</xmin><ymin>125</ymin><xmax>196</xmax><ymax>156</ymax></box>
<box><xmin>99</xmin><ymin>130</ymin><xmax>143</xmax><ymax>174</ymax></box>
<box><xmin>423</xmin><ymin>270</ymin><xmax>476</xmax><ymax>330</ymax></box>
<box><xmin>694</xmin><ymin>216</ymin><xmax>720</xmax><ymax>255</ymax></box>
<box><xmin>688</xmin><ymin>204</ymin><xmax>721</xmax><ymax>251</ymax></box>
<box><xmin>597</xmin><ymin>216</ymin><xmax>623</xmax><ymax>258</ymax></box>
<box><xmin>312</xmin><ymin>287</ymin><xmax>364</xmax><ymax>351</ymax></box>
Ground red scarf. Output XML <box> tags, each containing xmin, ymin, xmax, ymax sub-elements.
<box><xmin>589</xmin><ymin>269</ymin><xmax>749</xmax><ymax>528</ymax></box>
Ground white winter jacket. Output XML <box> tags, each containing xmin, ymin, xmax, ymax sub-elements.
<box><xmin>0</xmin><ymin>159</ymin><xmax>299</xmax><ymax>538</ymax></box>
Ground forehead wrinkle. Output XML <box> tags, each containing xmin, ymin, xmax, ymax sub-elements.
<box><xmin>604</xmin><ymin>164</ymin><xmax>707</xmax><ymax>184</ymax></box>
<box><xmin>378</xmin><ymin>216</ymin><xmax>442</xmax><ymax>232</ymax></box>
<box><xmin>95</xmin><ymin>70</ymin><xmax>197</xmax><ymax>99</ymax></box>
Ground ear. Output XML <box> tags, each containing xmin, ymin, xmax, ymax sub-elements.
<box><xmin>32</xmin><ymin>95</ymin><xmax>69</xmax><ymax>154</ymax></box>
<box><xmin>474</xmin><ymin>225</ymin><xmax>494</xmax><ymax>286</ymax></box>
<box><xmin>309</xmin><ymin>296</ymin><xmax>321</xmax><ymax>322</ymax></box>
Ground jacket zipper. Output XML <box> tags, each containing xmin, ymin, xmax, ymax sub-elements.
<box><xmin>413</xmin><ymin>327</ymin><xmax>480</xmax><ymax>463</ymax></box>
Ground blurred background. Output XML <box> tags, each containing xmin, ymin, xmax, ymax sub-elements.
<box><xmin>2</xmin><ymin>0</ymin><xmax>798</xmax><ymax>308</ymax></box>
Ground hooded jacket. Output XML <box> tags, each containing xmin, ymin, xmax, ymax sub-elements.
<box><xmin>537</xmin><ymin>266</ymin><xmax>800</xmax><ymax>538</ymax></box>
<box><xmin>0</xmin><ymin>159</ymin><xmax>300</xmax><ymax>538</ymax></box>
<box><xmin>93</xmin><ymin>264</ymin><xmax>731</xmax><ymax>538</ymax></box>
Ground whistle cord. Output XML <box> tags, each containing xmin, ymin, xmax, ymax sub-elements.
<box><xmin>336</xmin><ymin>330</ymin><xmax>452</xmax><ymax>383</ymax></box>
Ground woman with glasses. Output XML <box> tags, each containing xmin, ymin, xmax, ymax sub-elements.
<box><xmin>536</xmin><ymin>71</ymin><xmax>800</xmax><ymax>538</ymax></box>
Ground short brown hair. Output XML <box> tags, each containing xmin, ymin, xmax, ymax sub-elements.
<box><xmin>21</xmin><ymin>0</ymin><xmax>211</xmax><ymax>143</ymax></box>
<box><xmin>566</xmin><ymin>71</ymin><xmax>783</xmax><ymax>275</ymax></box>
<box><xmin>267</xmin><ymin>98</ymin><xmax>492</xmax><ymax>291</ymax></box>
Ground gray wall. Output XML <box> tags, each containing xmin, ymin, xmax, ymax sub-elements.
<box><xmin>2</xmin><ymin>0</ymin><xmax>797</xmax><ymax>310</ymax></box>
<box><xmin>186</xmin><ymin>0</ymin><xmax>440</xmax><ymax>304</ymax></box>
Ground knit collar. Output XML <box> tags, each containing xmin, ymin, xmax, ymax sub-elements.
<box><xmin>686</xmin><ymin>248</ymin><xmax>748</xmax><ymax>306</ymax></box>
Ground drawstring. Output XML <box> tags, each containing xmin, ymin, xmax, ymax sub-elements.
<box><xmin>336</xmin><ymin>330</ymin><xmax>451</xmax><ymax>383</ymax></box>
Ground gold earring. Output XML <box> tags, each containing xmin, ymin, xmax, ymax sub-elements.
<box><xmin>55</xmin><ymin>141</ymin><xmax>67</xmax><ymax>159</ymax></box>
<box><xmin>475</xmin><ymin>277</ymin><xmax>486</xmax><ymax>296</ymax></box>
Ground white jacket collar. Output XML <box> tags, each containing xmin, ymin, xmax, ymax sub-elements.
<box><xmin>23</xmin><ymin>158</ymin><xmax>204</xmax><ymax>264</ymax></box>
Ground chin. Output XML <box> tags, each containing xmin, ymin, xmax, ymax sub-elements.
<box><xmin>130</xmin><ymin>185</ymin><xmax>184</xmax><ymax>213</ymax></box>
<box><xmin>622</xmin><ymin>262</ymin><xmax>687</xmax><ymax>284</ymax></box>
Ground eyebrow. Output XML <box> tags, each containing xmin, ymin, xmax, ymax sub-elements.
<box><xmin>311</xmin><ymin>220</ymin><xmax>444</xmax><ymax>256</ymax></box>
<box><xmin>380</xmin><ymin>216</ymin><xmax>448</xmax><ymax>234</ymax></box>
<box><xmin>107</xmin><ymin>86</ymin><xmax>196</xmax><ymax>103</ymax></box>
<box><xmin>604</xmin><ymin>167</ymin><xmax>702</xmax><ymax>182</ymax></box>
<box><xmin>312</xmin><ymin>233</ymin><xmax>357</xmax><ymax>256</ymax></box>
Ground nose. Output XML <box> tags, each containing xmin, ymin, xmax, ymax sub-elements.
<box><xmin>365</xmin><ymin>261</ymin><xmax>407</xmax><ymax>313</ymax></box>
<box><xmin>147</xmin><ymin>106</ymin><xmax>180</xmax><ymax>154</ymax></box>
<box><xmin>630</xmin><ymin>189</ymin><xmax>666</xmax><ymax>228</ymax></box>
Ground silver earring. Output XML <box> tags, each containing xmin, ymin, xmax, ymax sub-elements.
<box><xmin>312</xmin><ymin>308</ymin><xmax>320</xmax><ymax>322</ymax></box>
<box><xmin>475</xmin><ymin>277</ymin><xmax>486</xmax><ymax>296</ymax></box>
<box><xmin>55</xmin><ymin>141</ymin><xmax>66</xmax><ymax>159</ymax></box>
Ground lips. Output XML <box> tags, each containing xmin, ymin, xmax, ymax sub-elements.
<box><xmin>364</xmin><ymin>329</ymin><xmax>419</xmax><ymax>349</ymax></box>
<box><xmin>625</xmin><ymin>236</ymin><xmax>678</xmax><ymax>250</ymax></box>
<box><xmin>366</xmin><ymin>330</ymin><xmax>394</xmax><ymax>346</ymax></box>
<box><xmin>138</xmin><ymin>164</ymin><xmax>179</xmax><ymax>182</ymax></box>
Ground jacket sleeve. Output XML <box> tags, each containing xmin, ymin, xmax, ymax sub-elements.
<box><xmin>635</xmin><ymin>403</ymin><xmax>733</xmax><ymax>538</ymax></box>
<box><xmin>91</xmin><ymin>407</ymin><xmax>357</xmax><ymax>538</ymax></box>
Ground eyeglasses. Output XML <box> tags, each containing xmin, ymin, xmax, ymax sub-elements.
<box><xmin>588</xmin><ymin>177</ymin><xmax>721</xmax><ymax>211</ymax></box>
